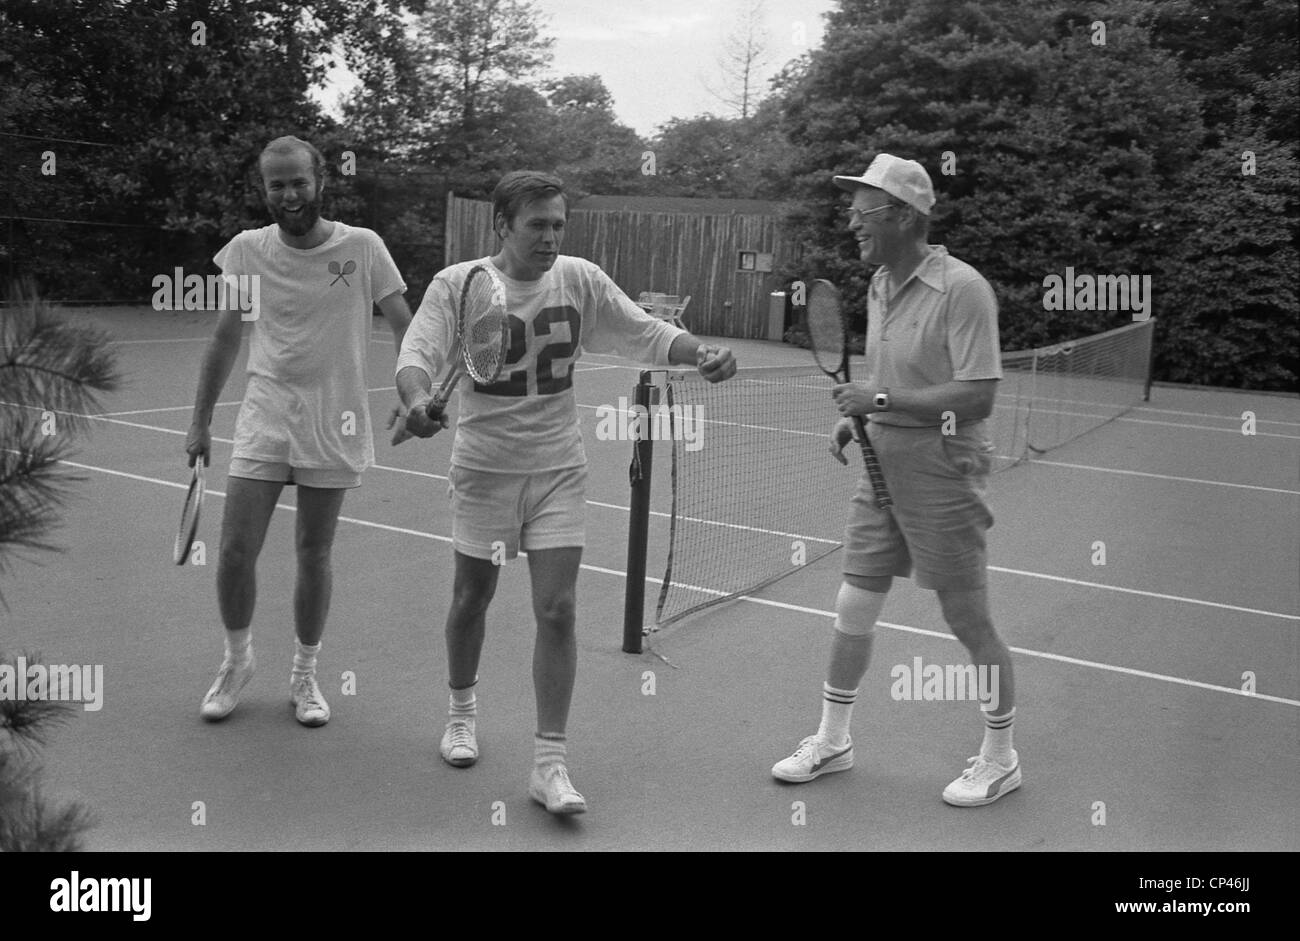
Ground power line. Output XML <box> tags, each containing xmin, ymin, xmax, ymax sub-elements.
<box><xmin>0</xmin><ymin>215</ymin><xmax>167</xmax><ymax>230</ymax></box>
<box><xmin>0</xmin><ymin>131</ymin><xmax>116</xmax><ymax>148</ymax></box>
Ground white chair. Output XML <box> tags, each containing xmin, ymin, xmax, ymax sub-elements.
<box><xmin>638</xmin><ymin>292</ymin><xmax>689</xmax><ymax>328</ymax></box>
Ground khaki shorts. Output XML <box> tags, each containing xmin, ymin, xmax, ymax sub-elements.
<box><xmin>448</xmin><ymin>465</ymin><xmax>587</xmax><ymax>560</ymax></box>
<box><xmin>842</xmin><ymin>421</ymin><xmax>995</xmax><ymax>591</ymax></box>
<box><xmin>229</xmin><ymin>457</ymin><xmax>362</xmax><ymax>490</ymax></box>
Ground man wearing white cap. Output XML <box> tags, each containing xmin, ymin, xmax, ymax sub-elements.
<box><xmin>772</xmin><ymin>153</ymin><xmax>1021</xmax><ymax>806</ymax></box>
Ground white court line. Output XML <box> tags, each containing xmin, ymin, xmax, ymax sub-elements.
<box><xmin>1035</xmin><ymin>459</ymin><xmax>1300</xmax><ymax>495</ymax></box>
<box><xmin>102</xmin><ymin>401</ymin><xmax>241</xmax><ymax>417</ymax></box>
<box><xmin>986</xmin><ymin>565</ymin><xmax>1298</xmax><ymax>621</ymax></box>
<box><xmin>55</xmin><ymin>456</ymin><xmax>1300</xmax><ymax>710</ymax></box>
<box><xmin>585</xmin><ymin>499</ymin><xmax>840</xmax><ymax>546</ymax></box>
<box><xmin>103</xmin><ymin>387</ymin><xmax>396</xmax><ymax>418</ymax></box>
<box><xmin>1117</xmin><ymin>414</ymin><xmax>1299</xmax><ymax>439</ymax></box>
<box><xmin>993</xmin><ymin>398</ymin><xmax>1300</xmax><ymax>440</ymax></box>
<box><xmin>573</xmin><ymin>401</ymin><xmax>825</xmax><ymax>438</ymax></box>
<box><xmin>11</xmin><ymin>402</ymin><xmax>1295</xmax><ymax>622</ymax></box>
<box><xmin>1135</xmin><ymin>404</ymin><xmax>1300</xmax><ymax>427</ymax></box>
<box><xmin>106</xmin><ymin>337</ymin><xmax>213</xmax><ymax>345</ymax></box>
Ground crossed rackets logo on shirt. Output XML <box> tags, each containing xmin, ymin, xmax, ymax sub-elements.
<box><xmin>328</xmin><ymin>259</ymin><xmax>357</xmax><ymax>286</ymax></box>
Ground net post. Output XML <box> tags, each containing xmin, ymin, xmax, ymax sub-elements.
<box><xmin>622</xmin><ymin>371</ymin><xmax>655</xmax><ymax>653</ymax></box>
<box><xmin>1143</xmin><ymin>317</ymin><xmax>1156</xmax><ymax>402</ymax></box>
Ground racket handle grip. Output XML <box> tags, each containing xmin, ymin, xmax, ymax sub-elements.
<box><xmin>430</xmin><ymin>363</ymin><xmax>463</xmax><ymax>412</ymax></box>
<box><xmin>852</xmin><ymin>416</ymin><xmax>893</xmax><ymax>508</ymax></box>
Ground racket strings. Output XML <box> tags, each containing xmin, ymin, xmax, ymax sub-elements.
<box><xmin>805</xmin><ymin>298</ymin><xmax>846</xmax><ymax>371</ymax></box>
<box><xmin>460</xmin><ymin>273</ymin><xmax>507</xmax><ymax>383</ymax></box>
<box><xmin>179</xmin><ymin>491</ymin><xmax>200</xmax><ymax>532</ymax></box>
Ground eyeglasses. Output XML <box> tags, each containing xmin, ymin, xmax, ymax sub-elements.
<box><xmin>845</xmin><ymin>204</ymin><xmax>896</xmax><ymax>222</ymax></box>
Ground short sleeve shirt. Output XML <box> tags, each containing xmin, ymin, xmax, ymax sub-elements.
<box><xmin>864</xmin><ymin>244</ymin><xmax>1002</xmax><ymax>427</ymax></box>
<box><xmin>214</xmin><ymin>222</ymin><xmax>406</xmax><ymax>471</ymax></box>
<box><xmin>397</xmin><ymin>255</ymin><xmax>684</xmax><ymax>472</ymax></box>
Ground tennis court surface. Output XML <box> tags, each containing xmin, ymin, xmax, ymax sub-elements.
<box><xmin>3</xmin><ymin>305</ymin><xmax>1296</xmax><ymax>851</ymax></box>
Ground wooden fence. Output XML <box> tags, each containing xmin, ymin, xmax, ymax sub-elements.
<box><xmin>443</xmin><ymin>193</ymin><xmax>793</xmax><ymax>339</ymax></box>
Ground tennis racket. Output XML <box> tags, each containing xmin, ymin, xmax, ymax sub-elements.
<box><xmin>805</xmin><ymin>278</ymin><xmax>892</xmax><ymax>508</ymax></box>
<box><xmin>173</xmin><ymin>459</ymin><xmax>205</xmax><ymax>565</ymax></box>
<box><xmin>392</xmin><ymin>264</ymin><xmax>511</xmax><ymax>444</ymax></box>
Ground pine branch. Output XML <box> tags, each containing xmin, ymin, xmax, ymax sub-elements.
<box><xmin>0</xmin><ymin>753</ymin><xmax>96</xmax><ymax>852</ymax></box>
<box><xmin>0</xmin><ymin>289</ymin><xmax>121</xmax><ymax>432</ymax></box>
<box><xmin>0</xmin><ymin>651</ymin><xmax>93</xmax><ymax>851</ymax></box>
<box><xmin>0</xmin><ymin>653</ymin><xmax>77</xmax><ymax>749</ymax></box>
<box><xmin>0</xmin><ymin>285</ymin><xmax>121</xmax><ymax>599</ymax></box>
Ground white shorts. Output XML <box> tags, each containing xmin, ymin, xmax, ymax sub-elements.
<box><xmin>447</xmin><ymin>465</ymin><xmax>587</xmax><ymax>560</ymax></box>
<box><xmin>229</xmin><ymin>457</ymin><xmax>361</xmax><ymax>490</ymax></box>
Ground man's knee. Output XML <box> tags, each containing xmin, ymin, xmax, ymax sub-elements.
<box><xmin>937</xmin><ymin>589</ymin><xmax>995</xmax><ymax>643</ymax></box>
<box><xmin>834</xmin><ymin>581</ymin><xmax>888</xmax><ymax>637</ymax></box>
<box><xmin>219</xmin><ymin>532</ymin><xmax>260</xmax><ymax>574</ymax></box>
<box><xmin>450</xmin><ymin>557</ymin><xmax>498</xmax><ymax>620</ymax></box>
<box><xmin>295</xmin><ymin>536</ymin><xmax>334</xmax><ymax>571</ymax></box>
<box><xmin>534</xmin><ymin>591</ymin><xmax>576</xmax><ymax>632</ymax></box>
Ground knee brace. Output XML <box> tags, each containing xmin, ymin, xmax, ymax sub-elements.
<box><xmin>834</xmin><ymin>582</ymin><xmax>886</xmax><ymax>637</ymax></box>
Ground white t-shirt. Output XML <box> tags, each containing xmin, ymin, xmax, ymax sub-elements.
<box><xmin>398</xmin><ymin>255</ymin><xmax>684</xmax><ymax>472</ymax></box>
<box><xmin>214</xmin><ymin>221</ymin><xmax>406</xmax><ymax>472</ymax></box>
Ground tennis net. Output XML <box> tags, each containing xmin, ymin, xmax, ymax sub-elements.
<box><xmin>621</xmin><ymin>318</ymin><xmax>1155</xmax><ymax>649</ymax></box>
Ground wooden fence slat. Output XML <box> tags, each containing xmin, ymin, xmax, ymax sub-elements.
<box><xmin>443</xmin><ymin>195</ymin><xmax>787</xmax><ymax>338</ymax></box>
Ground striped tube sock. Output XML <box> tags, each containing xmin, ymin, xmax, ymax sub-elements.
<box><xmin>449</xmin><ymin>680</ymin><xmax>477</xmax><ymax>719</ymax></box>
<box><xmin>816</xmin><ymin>683</ymin><xmax>858</xmax><ymax>748</ymax></box>
<box><xmin>225</xmin><ymin>628</ymin><xmax>252</xmax><ymax>664</ymax></box>
<box><xmin>981</xmin><ymin>707</ymin><xmax>1016</xmax><ymax>765</ymax></box>
<box><xmin>291</xmin><ymin>639</ymin><xmax>320</xmax><ymax>682</ymax></box>
<box><xmin>535</xmin><ymin>732</ymin><xmax>567</xmax><ymax>770</ymax></box>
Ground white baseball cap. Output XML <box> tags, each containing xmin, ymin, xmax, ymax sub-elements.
<box><xmin>833</xmin><ymin>154</ymin><xmax>935</xmax><ymax>215</ymax></box>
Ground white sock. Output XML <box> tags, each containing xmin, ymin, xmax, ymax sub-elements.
<box><xmin>535</xmin><ymin>732</ymin><xmax>566</xmax><ymax>769</ymax></box>
<box><xmin>224</xmin><ymin>628</ymin><xmax>252</xmax><ymax>663</ymax></box>
<box><xmin>981</xmin><ymin>707</ymin><xmax>1016</xmax><ymax>764</ymax></box>
<box><xmin>292</xmin><ymin>639</ymin><xmax>320</xmax><ymax>681</ymax></box>
<box><xmin>817</xmin><ymin>682</ymin><xmax>858</xmax><ymax>748</ymax></box>
<box><xmin>449</xmin><ymin>680</ymin><xmax>477</xmax><ymax>720</ymax></box>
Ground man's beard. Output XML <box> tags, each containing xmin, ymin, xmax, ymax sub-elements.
<box><xmin>270</xmin><ymin>198</ymin><xmax>321</xmax><ymax>236</ymax></box>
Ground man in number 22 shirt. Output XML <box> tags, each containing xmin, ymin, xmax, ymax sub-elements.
<box><xmin>396</xmin><ymin>171</ymin><xmax>736</xmax><ymax>813</ymax></box>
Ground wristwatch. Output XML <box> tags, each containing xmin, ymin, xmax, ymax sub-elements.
<box><xmin>873</xmin><ymin>388</ymin><xmax>891</xmax><ymax>411</ymax></box>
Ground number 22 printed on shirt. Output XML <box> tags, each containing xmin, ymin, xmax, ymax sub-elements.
<box><xmin>478</xmin><ymin>305</ymin><xmax>582</xmax><ymax>397</ymax></box>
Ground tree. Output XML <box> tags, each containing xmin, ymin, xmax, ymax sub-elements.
<box><xmin>0</xmin><ymin>286</ymin><xmax>120</xmax><ymax>850</ymax></box>
<box><xmin>772</xmin><ymin>0</ymin><xmax>1299</xmax><ymax>390</ymax></box>
<box><xmin>1</xmin><ymin>0</ymin><xmax>359</xmax><ymax>299</ymax></box>
<box><xmin>343</xmin><ymin>0</ymin><xmax>553</xmax><ymax>173</ymax></box>
<box><xmin>705</xmin><ymin>0</ymin><xmax>774</xmax><ymax>120</ymax></box>
<box><xmin>644</xmin><ymin>110</ymin><xmax>785</xmax><ymax>199</ymax></box>
<box><xmin>535</xmin><ymin>75</ymin><xmax>647</xmax><ymax>197</ymax></box>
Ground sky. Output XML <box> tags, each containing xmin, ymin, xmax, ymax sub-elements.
<box><xmin>318</xmin><ymin>0</ymin><xmax>838</xmax><ymax>138</ymax></box>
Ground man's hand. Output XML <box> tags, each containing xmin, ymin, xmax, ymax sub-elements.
<box><xmin>185</xmin><ymin>422</ymin><xmax>211</xmax><ymax>468</ymax></box>
<box><xmin>389</xmin><ymin>398</ymin><xmax>448</xmax><ymax>445</ymax></box>
<box><xmin>832</xmin><ymin>382</ymin><xmax>874</xmax><ymax>417</ymax></box>
<box><xmin>829</xmin><ymin>417</ymin><xmax>859</xmax><ymax>465</ymax></box>
<box><xmin>696</xmin><ymin>344</ymin><xmax>737</xmax><ymax>383</ymax></box>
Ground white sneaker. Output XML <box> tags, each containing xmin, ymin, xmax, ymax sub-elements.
<box><xmin>439</xmin><ymin>717</ymin><xmax>478</xmax><ymax>767</ymax></box>
<box><xmin>942</xmin><ymin>751</ymin><xmax>1021</xmax><ymax>806</ymax></box>
<box><xmin>290</xmin><ymin>673</ymin><xmax>331</xmax><ymax>727</ymax></box>
<box><xmin>200</xmin><ymin>653</ymin><xmax>255</xmax><ymax>721</ymax></box>
<box><xmin>529</xmin><ymin>763</ymin><xmax>587</xmax><ymax>815</ymax></box>
<box><xmin>771</xmin><ymin>734</ymin><xmax>853</xmax><ymax>783</ymax></box>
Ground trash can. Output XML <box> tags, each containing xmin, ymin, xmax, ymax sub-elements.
<box><xmin>768</xmin><ymin>291</ymin><xmax>786</xmax><ymax>342</ymax></box>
